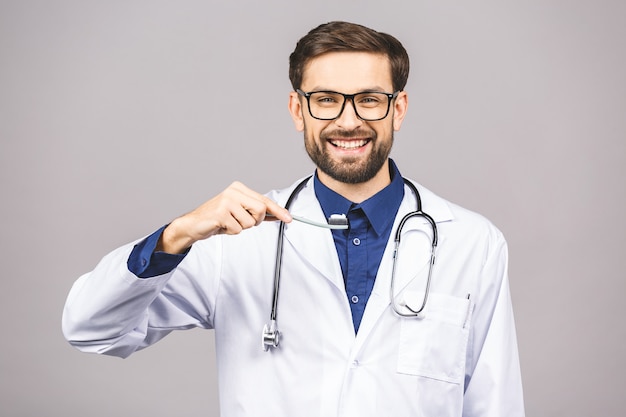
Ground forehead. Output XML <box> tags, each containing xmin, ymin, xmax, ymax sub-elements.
<box><xmin>301</xmin><ymin>51</ymin><xmax>393</xmax><ymax>92</ymax></box>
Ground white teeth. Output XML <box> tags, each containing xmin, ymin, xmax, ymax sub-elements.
<box><xmin>330</xmin><ymin>139</ymin><xmax>368</xmax><ymax>149</ymax></box>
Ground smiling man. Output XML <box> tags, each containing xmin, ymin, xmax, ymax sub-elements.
<box><xmin>290</xmin><ymin>51</ymin><xmax>404</xmax><ymax>200</ymax></box>
<box><xmin>63</xmin><ymin>21</ymin><xmax>525</xmax><ymax>416</ymax></box>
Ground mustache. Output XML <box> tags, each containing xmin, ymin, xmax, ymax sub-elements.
<box><xmin>320</xmin><ymin>128</ymin><xmax>377</xmax><ymax>140</ymax></box>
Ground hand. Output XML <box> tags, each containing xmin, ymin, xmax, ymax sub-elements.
<box><xmin>157</xmin><ymin>181</ymin><xmax>292</xmax><ymax>254</ymax></box>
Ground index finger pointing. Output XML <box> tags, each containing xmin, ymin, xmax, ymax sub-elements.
<box><xmin>228</xmin><ymin>182</ymin><xmax>292</xmax><ymax>224</ymax></box>
<box><xmin>263</xmin><ymin>197</ymin><xmax>292</xmax><ymax>223</ymax></box>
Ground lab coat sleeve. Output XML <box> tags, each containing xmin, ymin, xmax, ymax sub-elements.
<box><xmin>463</xmin><ymin>233</ymin><xmax>525</xmax><ymax>417</ymax></box>
<box><xmin>62</xmin><ymin>238</ymin><xmax>219</xmax><ymax>359</ymax></box>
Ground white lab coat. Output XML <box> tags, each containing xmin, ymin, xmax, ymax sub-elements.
<box><xmin>62</xmin><ymin>177</ymin><xmax>525</xmax><ymax>417</ymax></box>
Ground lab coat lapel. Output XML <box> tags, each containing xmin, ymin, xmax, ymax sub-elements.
<box><xmin>355</xmin><ymin>180</ymin><xmax>454</xmax><ymax>346</ymax></box>
<box><xmin>282</xmin><ymin>179</ymin><xmax>345</xmax><ymax>292</ymax></box>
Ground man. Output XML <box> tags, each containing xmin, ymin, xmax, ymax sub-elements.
<box><xmin>63</xmin><ymin>21</ymin><xmax>525</xmax><ymax>416</ymax></box>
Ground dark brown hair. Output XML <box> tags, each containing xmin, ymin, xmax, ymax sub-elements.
<box><xmin>289</xmin><ymin>21</ymin><xmax>410</xmax><ymax>92</ymax></box>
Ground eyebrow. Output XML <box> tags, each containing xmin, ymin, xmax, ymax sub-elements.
<box><xmin>306</xmin><ymin>86</ymin><xmax>390</xmax><ymax>93</ymax></box>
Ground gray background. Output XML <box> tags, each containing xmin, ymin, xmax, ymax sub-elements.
<box><xmin>1</xmin><ymin>0</ymin><xmax>624</xmax><ymax>416</ymax></box>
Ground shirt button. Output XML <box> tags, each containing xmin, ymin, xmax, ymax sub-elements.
<box><xmin>352</xmin><ymin>237</ymin><xmax>361</xmax><ymax>246</ymax></box>
<box><xmin>351</xmin><ymin>295</ymin><xmax>359</xmax><ymax>304</ymax></box>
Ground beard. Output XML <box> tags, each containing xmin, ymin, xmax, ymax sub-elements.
<box><xmin>304</xmin><ymin>125</ymin><xmax>393</xmax><ymax>184</ymax></box>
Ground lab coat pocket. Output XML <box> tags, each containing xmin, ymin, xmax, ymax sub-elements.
<box><xmin>397</xmin><ymin>292</ymin><xmax>472</xmax><ymax>384</ymax></box>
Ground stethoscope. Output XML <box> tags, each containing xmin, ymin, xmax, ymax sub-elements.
<box><xmin>262</xmin><ymin>176</ymin><xmax>438</xmax><ymax>351</ymax></box>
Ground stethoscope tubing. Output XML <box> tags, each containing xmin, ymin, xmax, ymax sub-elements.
<box><xmin>264</xmin><ymin>176</ymin><xmax>438</xmax><ymax>350</ymax></box>
<box><xmin>390</xmin><ymin>180</ymin><xmax>438</xmax><ymax>316</ymax></box>
<box><xmin>270</xmin><ymin>176</ymin><xmax>312</xmax><ymax>321</ymax></box>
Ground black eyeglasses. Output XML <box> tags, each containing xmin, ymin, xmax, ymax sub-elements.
<box><xmin>296</xmin><ymin>89</ymin><xmax>399</xmax><ymax>121</ymax></box>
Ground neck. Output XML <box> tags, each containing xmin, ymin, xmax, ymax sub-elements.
<box><xmin>317</xmin><ymin>160</ymin><xmax>391</xmax><ymax>203</ymax></box>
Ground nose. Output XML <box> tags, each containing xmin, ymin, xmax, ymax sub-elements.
<box><xmin>334</xmin><ymin>97</ymin><xmax>363</xmax><ymax>130</ymax></box>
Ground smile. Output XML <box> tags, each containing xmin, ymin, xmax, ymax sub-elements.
<box><xmin>329</xmin><ymin>139</ymin><xmax>370</xmax><ymax>149</ymax></box>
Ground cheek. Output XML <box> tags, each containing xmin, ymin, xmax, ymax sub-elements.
<box><xmin>372</xmin><ymin>123</ymin><xmax>392</xmax><ymax>141</ymax></box>
<box><xmin>305</xmin><ymin>120</ymin><xmax>331</xmax><ymax>141</ymax></box>
<box><xmin>302</xmin><ymin>124</ymin><xmax>317</xmax><ymax>147</ymax></box>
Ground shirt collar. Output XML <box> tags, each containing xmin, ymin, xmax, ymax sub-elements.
<box><xmin>314</xmin><ymin>159</ymin><xmax>405</xmax><ymax>236</ymax></box>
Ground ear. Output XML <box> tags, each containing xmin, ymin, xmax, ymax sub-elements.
<box><xmin>288</xmin><ymin>91</ymin><xmax>305</xmax><ymax>132</ymax></box>
<box><xmin>392</xmin><ymin>91</ymin><xmax>408</xmax><ymax>131</ymax></box>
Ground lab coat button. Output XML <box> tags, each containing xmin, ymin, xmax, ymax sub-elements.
<box><xmin>352</xmin><ymin>359</ymin><xmax>359</xmax><ymax>367</ymax></box>
<box><xmin>351</xmin><ymin>295</ymin><xmax>359</xmax><ymax>303</ymax></box>
<box><xmin>352</xmin><ymin>237</ymin><xmax>361</xmax><ymax>246</ymax></box>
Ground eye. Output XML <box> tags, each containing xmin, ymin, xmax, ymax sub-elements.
<box><xmin>357</xmin><ymin>94</ymin><xmax>384</xmax><ymax>106</ymax></box>
<box><xmin>318</xmin><ymin>96</ymin><xmax>337</xmax><ymax>103</ymax></box>
<box><xmin>312</xmin><ymin>93</ymin><xmax>342</xmax><ymax>106</ymax></box>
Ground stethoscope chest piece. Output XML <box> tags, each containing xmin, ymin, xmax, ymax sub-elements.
<box><xmin>262</xmin><ymin>321</ymin><xmax>281</xmax><ymax>351</ymax></box>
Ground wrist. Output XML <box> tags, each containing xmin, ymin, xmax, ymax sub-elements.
<box><xmin>157</xmin><ymin>218</ymin><xmax>195</xmax><ymax>254</ymax></box>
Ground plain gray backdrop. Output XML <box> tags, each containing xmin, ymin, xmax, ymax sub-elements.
<box><xmin>1</xmin><ymin>0</ymin><xmax>624</xmax><ymax>416</ymax></box>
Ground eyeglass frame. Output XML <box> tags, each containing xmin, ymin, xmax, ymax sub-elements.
<box><xmin>296</xmin><ymin>89</ymin><xmax>400</xmax><ymax>121</ymax></box>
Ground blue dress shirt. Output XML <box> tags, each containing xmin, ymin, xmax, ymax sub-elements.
<box><xmin>314</xmin><ymin>159</ymin><xmax>404</xmax><ymax>333</ymax></box>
